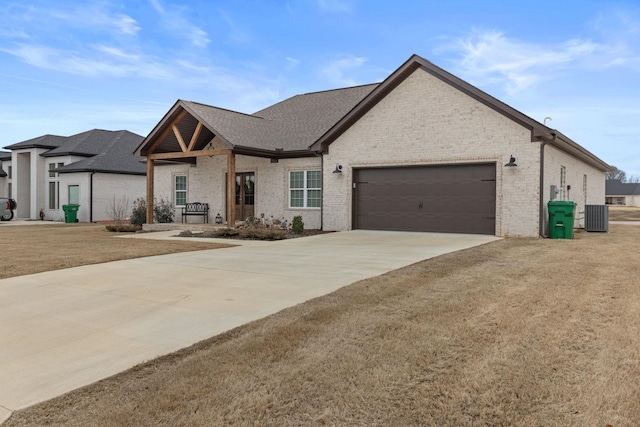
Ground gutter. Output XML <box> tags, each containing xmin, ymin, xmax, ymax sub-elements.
<box><xmin>90</xmin><ymin>171</ymin><xmax>96</xmax><ymax>222</ymax></box>
<box><xmin>539</xmin><ymin>133</ymin><xmax>556</xmax><ymax>237</ymax></box>
<box><xmin>314</xmin><ymin>152</ymin><xmax>324</xmax><ymax>230</ymax></box>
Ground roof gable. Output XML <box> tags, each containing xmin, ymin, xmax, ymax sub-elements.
<box><xmin>136</xmin><ymin>84</ymin><xmax>378</xmax><ymax>157</ymax></box>
<box><xmin>310</xmin><ymin>54</ymin><xmax>610</xmax><ymax>172</ymax></box>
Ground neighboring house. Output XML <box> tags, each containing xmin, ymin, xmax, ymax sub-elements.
<box><xmin>605</xmin><ymin>180</ymin><xmax>640</xmax><ymax>206</ymax></box>
<box><xmin>135</xmin><ymin>54</ymin><xmax>611</xmax><ymax>237</ymax></box>
<box><xmin>3</xmin><ymin>129</ymin><xmax>145</xmax><ymax>222</ymax></box>
<box><xmin>0</xmin><ymin>151</ymin><xmax>11</xmax><ymax>198</ymax></box>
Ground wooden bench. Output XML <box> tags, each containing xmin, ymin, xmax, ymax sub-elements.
<box><xmin>181</xmin><ymin>202</ymin><xmax>209</xmax><ymax>223</ymax></box>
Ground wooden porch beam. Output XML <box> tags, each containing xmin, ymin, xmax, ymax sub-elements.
<box><xmin>145</xmin><ymin>110</ymin><xmax>187</xmax><ymax>155</ymax></box>
<box><xmin>172</xmin><ymin>124</ymin><xmax>188</xmax><ymax>152</ymax></box>
<box><xmin>187</xmin><ymin>122</ymin><xmax>203</xmax><ymax>152</ymax></box>
<box><xmin>227</xmin><ymin>152</ymin><xmax>236</xmax><ymax>226</ymax></box>
<box><xmin>146</xmin><ymin>158</ymin><xmax>155</xmax><ymax>224</ymax></box>
<box><xmin>148</xmin><ymin>148</ymin><xmax>231</xmax><ymax>160</ymax></box>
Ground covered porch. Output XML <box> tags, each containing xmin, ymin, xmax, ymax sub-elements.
<box><xmin>135</xmin><ymin>100</ymin><xmax>320</xmax><ymax>228</ymax></box>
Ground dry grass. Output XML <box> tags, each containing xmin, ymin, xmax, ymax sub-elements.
<box><xmin>608</xmin><ymin>205</ymin><xmax>640</xmax><ymax>221</ymax></box>
<box><xmin>0</xmin><ymin>223</ymin><xmax>231</xmax><ymax>279</ymax></box>
<box><xmin>5</xmin><ymin>225</ymin><xmax>640</xmax><ymax>426</ymax></box>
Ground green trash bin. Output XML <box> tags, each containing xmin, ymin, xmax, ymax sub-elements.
<box><xmin>62</xmin><ymin>204</ymin><xmax>80</xmax><ymax>223</ymax></box>
<box><xmin>548</xmin><ymin>201</ymin><xmax>576</xmax><ymax>239</ymax></box>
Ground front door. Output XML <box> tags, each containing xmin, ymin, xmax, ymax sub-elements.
<box><xmin>233</xmin><ymin>172</ymin><xmax>255</xmax><ymax>222</ymax></box>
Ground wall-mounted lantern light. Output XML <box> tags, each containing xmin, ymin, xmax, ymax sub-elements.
<box><xmin>504</xmin><ymin>155</ymin><xmax>517</xmax><ymax>167</ymax></box>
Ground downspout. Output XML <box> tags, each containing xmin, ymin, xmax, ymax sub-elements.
<box><xmin>90</xmin><ymin>171</ymin><xmax>95</xmax><ymax>223</ymax></box>
<box><xmin>539</xmin><ymin>133</ymin><xmax>556</xmax><ymax>237</ymax></box>
<box><xmin>313</xmin><ymin>151</ymin><xmax>324</xmax><ymax>230</ymax></box>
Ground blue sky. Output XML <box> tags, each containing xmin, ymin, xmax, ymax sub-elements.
<box><xmin>1</xmin><ymin>0</ymin><xmax>638</xmax><ymax>176</ymax></box>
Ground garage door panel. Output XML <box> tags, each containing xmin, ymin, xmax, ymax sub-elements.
<box><xmin>353</xmin><ymin>164</ymin><xmax>496</xmax><ymax>234</ymax></box>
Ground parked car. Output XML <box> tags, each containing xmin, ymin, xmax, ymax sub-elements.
<box><xmin>0</xmin><ymin>198</ymin><xmax>16</xmax><ymax>221</ymax></box>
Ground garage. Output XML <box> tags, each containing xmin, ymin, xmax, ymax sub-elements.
<box><xmin>353</xmin><ymin>163</ymin><xmax>496</xmax><ymax>234</ymax></box>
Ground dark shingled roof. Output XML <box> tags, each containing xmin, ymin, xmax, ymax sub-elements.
<box><xmin>4</xmin><ymin>134</ymin><xmax>67</xmax><ymax>150</ymax></box>
<box><xmin>0</xmin><ymin>151</ymin><xmax>8</xmax><ymax>177</ymax></box>
<box><xmin>56</xmin><ymin>131</ymin><xmax>146</xmax><ymax>175</ymax></box>
<box><xmin>605</xmin><ymin>179</ymin><xmax>640</xmax><ymax>196</ymax></box>
<box><xmin>5</xmin><ymin>130</ymin><xmax>145</xmax><ymax>175</ymax></box>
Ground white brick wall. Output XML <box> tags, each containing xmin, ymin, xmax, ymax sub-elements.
<box><xmin>323</xmin><ymin>68</ymin><xmax>541</xmax><ymax>237</ymax></box>
<box><xmin>151</xmin><ymin>67</ymin><xmax>606</xmax><ymax>238</ymax></box>
<box><xmin>543</xmin><ymin>145</ymin><xmax>606</xmax><ymax>231</ymax></box>
<box><xmin>153</xmin><ymin>155</ymin><xmax>322</xmax><ymax>228</ymax></box>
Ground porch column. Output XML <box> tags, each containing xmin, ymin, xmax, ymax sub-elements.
<box><xmin>226</xmin><ymin>152</ymin><xmax>235</xmax><ymax>225</ymax></box>
<box><xmin>146</xmin><ymin>158</ymin><xmax>154</xmax><ymax>224</ymax></box>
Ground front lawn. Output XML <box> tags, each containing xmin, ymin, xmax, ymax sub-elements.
<box><xmin>5</xmin><ymin>225</ymin><xmax>640</xmax><ymax>426</ymax></box>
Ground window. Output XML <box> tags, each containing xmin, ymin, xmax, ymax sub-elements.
<box><xmin>7</xmin><ymin>165</ymin><xmax>11</xmax><ymax>179</ymax></box>
<box><xmin>7</xmin><ymin>183</ymin><xmax>11</xmax><ymax>199</ymax></box>
<box><xmin>49</xmin><ymin>182</ymin><xmax>57</xmax><ymax>209</ymax></box>
<box><xmin>174</xmin><ymin>175</ymin><xmax>187</xmax><ymax>206</ymax></box>
<box><xmin>560</xmin><ymin>166</ymin><xmax>566</xmax><ymax>200</ymax></box>
<box><xmin>48</xmin><ymin>162</ymin><xmax>63</xmax><ymax>209</ymax></box>
<box><xmin>289</xmin><ymin>170</ymin><xmax>321</xmax><ymax>208</ymax></box>
<box><xmin>68</xmin><ymin>185</ymin><xmax>79</xmax><ymax>205</ymax></box>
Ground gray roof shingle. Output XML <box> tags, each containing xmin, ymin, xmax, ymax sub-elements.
<box><xmin>4</xmin><ymin>134</ymin><xmax>67</xmax><ymax>150</ymax></box>
<box><xmin>148</xmin><ymin>83</ymin><xmax>380</xmax><ymax>155</ymax></box>
<box><xmin>5</xmin><ymin>130</ymin><xmax>145</xmax><ymax>175</ymax></box>
<box><xmin>55</xmin><ymin>130</ymin><xmax>145</xmax><ymax>174</ymax></box>
<box><xmin>605</xmin><ymin>179</ymin><xmax>640</xmax><ymax>196</ymax></box>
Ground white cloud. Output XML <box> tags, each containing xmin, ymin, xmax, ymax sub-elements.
<box><xmin>0</xmin><ymin>2</ymin><xmax>141</xmax><ymax>36</ymax></box>
<box><xmin>441</xmin><ymin>30</ymin><xmax>599</xmax><ymax>95</ymax></box>
<box><xmin>150</xmin><ymin>0</ymin><xmax>210</xmax><ymax>47</ymax></box>
<box><xmin>319</xmin><ymin>54</ymin><xmax>367</xmax><ymax>86</ymax></box>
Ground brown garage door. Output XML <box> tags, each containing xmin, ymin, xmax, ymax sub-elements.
<box><xmin>353</xmin><ymin>164</ymin><xmax>496</xmax><ymax>234</ymax></box>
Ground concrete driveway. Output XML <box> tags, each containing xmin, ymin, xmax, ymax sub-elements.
<box><xmin>0</xmin><ymin>230</ymin><xmax>498</xmax><ymax>422</ymax></box>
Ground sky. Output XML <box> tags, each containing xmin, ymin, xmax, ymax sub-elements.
<box><xmin>0</xmin><ymin>0</ymin><xmax>639</xmax><ymax>176</ymax></box>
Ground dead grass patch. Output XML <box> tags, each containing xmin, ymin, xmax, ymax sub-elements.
<box><xmin>0</xmin><ymin>223</ymin><xmax>231</xmax><ymax>280</ymax></box>
<box><xmin>5</xmin><ymin>225</ymin><xmax>640</xmax><ymax>426</ymax></box>
<box><xmin>608</xmin><ymin>205</ymin><xmax>640</xmax><ymax>221</ymax></box>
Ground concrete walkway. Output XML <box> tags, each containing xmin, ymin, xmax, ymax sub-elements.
<box><xmin>0</xmin><ymin>230</ymin><xmax>498</xmax><ymax>423</ymax></box>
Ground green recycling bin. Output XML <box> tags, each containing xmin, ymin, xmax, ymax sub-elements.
<box><xmin>548</xmin><ymin>201</ymin><xmax>576</xmax><ymax>239</ymax></box>
<box><xmin>62</xmin><ymin>204</ymin><xmax>80</xmax><ymax>223</ymax></box>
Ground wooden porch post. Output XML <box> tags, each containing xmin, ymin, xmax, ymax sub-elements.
<box><xmin>226</xmin><ymin>152</ymin><xmax>236</xmax><ymax>225</ymax></box>
<box><xmin>146</xmin><ymin>158</ymin><xmax>155</xmax><ymax>224</ymax></box>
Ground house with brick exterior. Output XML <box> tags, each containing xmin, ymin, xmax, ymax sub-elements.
<box><xmin>4</xmin><ymin>129</ymin><xmax>145</xmax><ymax>222</ymax></box>
<box><xmin>136</xmin><ymin>54</ymin><xmax>610</xmax><ymax>237</ymax></box>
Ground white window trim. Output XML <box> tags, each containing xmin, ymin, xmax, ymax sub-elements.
<box><xmin>288</xmin><ymin>170</ymin><xmax>322</xmax><ymax>209</ymax></box>
<box><xmin>173</xmin><ymin>174</ymin><xmax>188</xmax><ymax>207</ymax></box>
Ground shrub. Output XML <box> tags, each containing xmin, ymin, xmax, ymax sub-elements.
<box><xmin>106</xmin><ymin>195</ymin><xmax>130</xmax><ymax>226</ymax></box>
<box><xmin>292</xmin><ymin>215</ymin><xmax>304</xmax><ymax>234</ymax></box>
<box><xmin>129</xmin><ymin>198</ymin><xmax>175</xmax><ymax>225</ymax></box>
<box><xmin>130</xmin><ymin>198</ymin><xmax>146</xmax><ymax>226</ymax></box>
<box><xmin>105</xmin><ymin>224</ymin><xmax>142</xmax><ymax>232</ymax></box>
<box><xmin>154</xmin><ymin>198</ymin><xmax>175</xmax><ymax>223</ymax></box>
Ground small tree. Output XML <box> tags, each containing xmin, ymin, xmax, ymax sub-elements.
<box><xmin>106</xmin><ymin>195</ymin><xmax>130</xmax><ymax>226</ymax></box>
